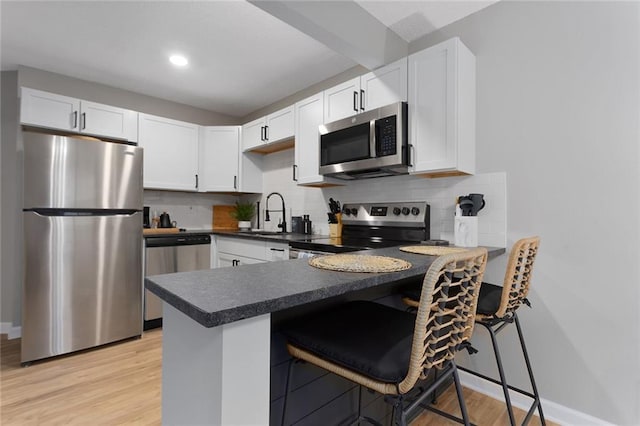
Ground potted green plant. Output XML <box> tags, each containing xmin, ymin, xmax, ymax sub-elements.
<box><xmin>231</xmin><ymin>201</ymin><xmax>255</xmax><ymax>230</ymax></box>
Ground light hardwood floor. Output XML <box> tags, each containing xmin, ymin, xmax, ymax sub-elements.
<box><xmin>1</xmin><ymin>331</ymin><xmax>551</xmax><ymax>425</ymax></box>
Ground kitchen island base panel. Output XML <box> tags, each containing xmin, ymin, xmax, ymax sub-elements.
<box><xmin>162</xmin><ymin>303</ymin><xmax>270</xmax><ymax>426</ymax></box>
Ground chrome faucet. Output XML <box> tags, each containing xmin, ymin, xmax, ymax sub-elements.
<box><xmin>265</xmin><ymin>192</ymin><xmax>287</xmax><ymax>233</ymax></box>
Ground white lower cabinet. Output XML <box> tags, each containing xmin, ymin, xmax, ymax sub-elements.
<box><xmin>214</xmin><ymin>236</ymin><xmax>289</xmax><ymax>268</ymax></box>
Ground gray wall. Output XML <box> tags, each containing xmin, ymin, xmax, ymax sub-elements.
<box><xmin>406</xmin><ymin>1</ymin><xmax>638</xmax><ymax>424</ymax></box>
<box><xmin>1</xmin><ymin>71</ymin><xmax>20</xmax><ymax>326</ymax></box>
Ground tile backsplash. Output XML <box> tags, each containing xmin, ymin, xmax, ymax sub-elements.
<box><xmin>144</xmin><ymin>190</ymin><xmax>238</xmax><ymax>230</ymax></box>
<box><xmin>147</xmin><ymin>149</ymin><xmax>507</xmax><ymax>248</ymax></box>
<box><xmin>249</xmin><ymin>149</ymin><xmax>506</xmax><ymax>247</ymax></box>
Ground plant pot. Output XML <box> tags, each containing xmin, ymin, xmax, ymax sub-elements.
<box><xmin>238</xmin><ymin>221</ymin><xmax>252</xmax><ymax>230</ymax></box>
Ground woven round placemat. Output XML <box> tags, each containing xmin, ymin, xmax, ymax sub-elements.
<box><xmin>309</xmin><ymin>254</ymin><xmax>412</xmax><ymax>273</ymax></box>
<box><xmin>399</xmin><ymin>246</ymin><xmax>469</xmax><ymax>256</ymax></box>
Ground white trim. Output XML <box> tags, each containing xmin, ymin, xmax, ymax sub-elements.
<box><xmin>0</xmin><ymin>323</ymin><xmax>21</xmax><ymax>339</ymax></box>
<box><xmin>459</xmin><ymin>370</ymin><xmax>615</xmax><ymax>426</ymax></box>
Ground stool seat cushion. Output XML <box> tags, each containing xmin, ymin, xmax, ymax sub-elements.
<box><xmin>477</xmin><ymin>282</ymin><xmax>503</xmax><ymax>315</ymax></box>
<box><xmin>283</xmin><ymin>301</ymin><xmax>416</xmax><ymax>384</ymax></box>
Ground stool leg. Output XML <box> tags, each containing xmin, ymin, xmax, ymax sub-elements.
<box><xmin>452</xmin><ymin>364</ymin><xmax>471</xmax><ymax>426</ymax></box>
<box><xmin>514</xmin><ymin>313</ymin><xmax>546</xmax><ymax>425</ymax></box>
<box><xmin>481</xmin><ymin>321</ymin><xmax>517</xmax><ymax>426</ymax></box>
<box><xmin>281</xmin><ymin>359</ymin><xmax>295</xmax><ymax>426</ymax></box>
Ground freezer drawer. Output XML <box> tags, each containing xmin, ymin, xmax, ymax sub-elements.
<box><xmin>23</xmin><ymin>133</ymin><xmax>143</xmax><ymax>210</ymax></box>
<box><xmin>22</xmin><ymin>211</ymin><xmax>143</xmax><ymax>363</ymax></box>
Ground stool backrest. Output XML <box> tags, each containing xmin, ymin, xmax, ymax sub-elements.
<box><xmin>398</xmin><ymin>247</ymin><xmax>488</xmax><ymax>394</ymax></box>
<box><xmin>496</xmin><ymin>236</ymin><xmax>541</xmax><ymax>318</ymax></box>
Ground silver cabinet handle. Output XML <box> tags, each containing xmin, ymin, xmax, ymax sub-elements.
<box><xmin>81</xmin><ymin>112</ymin><xmax>86</xmax><ymax>130</ymax></box>
<box><xmin>408</xmin><ymin>144</ymin><xmax>414</xmax><ymax>167</ymax></box>
<box><xmin>72</xmin><ymin>111</ymin><xmax>78</xmax><ymax>129</ymax></box>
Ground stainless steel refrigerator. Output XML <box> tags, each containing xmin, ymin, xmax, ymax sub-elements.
<box><xmin>22</xmin><ymin>132</ymin><xmax>143</xmax><ymax>364</ymax></box>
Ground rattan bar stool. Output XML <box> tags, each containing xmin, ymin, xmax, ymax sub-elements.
<box><xmin>280</xmin><ymin>248</ymin><xmax>488</xmax><ymax>426</ymax></box>
<box><xmin>402</xmin><ymin>237</ymin><xmax>545</xmax><ymax>426</ymax></box>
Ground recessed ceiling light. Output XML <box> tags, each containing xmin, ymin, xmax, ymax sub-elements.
<box><xmin>169</xmin><ymin>55</ymin><xmax>188</xmax><ymax>67</ymax></box>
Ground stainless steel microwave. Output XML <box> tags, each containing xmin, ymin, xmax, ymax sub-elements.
<box><xmin>319</xmin><ymin>102</ymin><xmax>408</xmax><ymax>180</ymax></box>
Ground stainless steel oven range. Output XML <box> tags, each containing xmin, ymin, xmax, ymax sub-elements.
<box><xmin>289</xmin><ymin>201</ymin><xmax>446</xmax><ymax>258</ymax></box>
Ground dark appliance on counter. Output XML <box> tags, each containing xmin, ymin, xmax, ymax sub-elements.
<box><xmin>319</xmin><ymin>102</ymin><xmax>408</xmax><ymax>180</ymax></box>
<box><xmin>22</xmin><ymin>132</ymin><xmax>143</xmax><ymax>364</ymax></box>
<box><xmin>289</xmin><ymin>201</ymin><xmax>443</xmax><ymax>258</ymax></box>
<box><xmin>143</xmin><ymin>206</ymin><xmax>151</xmax><ymax>228</ymax></box>
<box><xmin>144</xmin><ymin>233</ymin><xmax>211</xmax><ymax>330</ymax></box>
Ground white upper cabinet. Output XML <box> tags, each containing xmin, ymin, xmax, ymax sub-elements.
<box><xmin>323</xmin><ymin>77</ymin><xmax>361</xmax><ymax>123</ymax></box>
<box><xmin>20</xmin><ymin>87</ymin><xmax>138</xmax><ymax>142</ymax></box>
<box><xmin>241</xmin><ymin>117</ymin><xmax>266</xmax><ymax>151</ymax></box>
<box><xmin>408</xmin><ymin>38</ymin><xmax>476</xmax><ymax>177</ymax></box>
<box><xmin>294</xmin><ymin>92</ymin><xmax>332</xmax><ymax>186</ymax></box>
<box><xmin>323</xmin><ymin>59</ymin><xmax>408</xmax><ymax>123</ymax></box>
<box><xmin>138</xmin><ymin>113</ymin><xmax>199</xmax><ymax>191</ymax></box>
<box><xmin>199</xmin><ymin>126</ymin><xmax>240</xmax><ymax>192</ymax></box>
<box><xmin>360</xmin><ymin>58</ymin><xmax>408</xmax><ymax>111</ymax></box>
<box><xmin>241</xmin><ymin>105</ymin><xmax>294</xmax><ymax>151</ymax></box>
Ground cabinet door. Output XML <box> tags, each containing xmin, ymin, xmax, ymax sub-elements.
<box><xmin>218</xmin><ymin>252</ymin><xmax>265</xmax><ymax>267</ymax></box>
<box><xmin>81</xmin><ymin>100</ymin><xmax>138</xmax><ymax>142</ymax></box>
<box><xmin>408</xmin><ymin>38</ymin><xmax>475</xmax><ymax>175</ymax></box>
<box><xmin>295</xmin><ymin>93</ymin><xmax>326</xmax><ymax>185</ymax></box>
<box><xmin>242</xmin><ymin>117</ymin><xmax>266</xmax><ymax>151</ymax></box>
<box><xmin>265</xmin><ymin>106</ymin><xmax>294</xmax><ymax>143</ymax></box>
<box><xmin>139</xmin><ymin>113</ymin><xmax>199</xmax><ymax>191</ymax></box>
<box><xmin>361</xmin><ymin>58</ymin><xmax>407</xmax><ymax>111</ymax></box>
<box><xmin>265</xmin><ymin>243</ymin><xmax>289</xmax><ymax>261</ymax></box>
<box><xmin>199</xmin><ymin>126</ymin><xmax>239</xmax><ymax>192</ymax></box>
<box><xmin>20</xmin><ymin>87</ymin><xmax>80</xmax><ymax>132</ymax></box>
<box><xmin>323</xmin><ymin>77</ymin><xmax>360</xmax><ymax>123</ymax></box>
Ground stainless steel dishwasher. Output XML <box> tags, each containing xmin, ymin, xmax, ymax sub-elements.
<box><xmin>144</xmin><ymin>233</ymin><xmax>211</xmax><ymax>330</ymax></box>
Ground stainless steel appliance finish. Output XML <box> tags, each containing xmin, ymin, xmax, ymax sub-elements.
<box><xmin>22</xmin><ymin>132</ymin><xmax>143</xmax><ymax>364</ymax></box>
<box><xmin>290</xmin><ymin>201</ymin><xmax>436</xmax><ymax>256</ymax></box>
<box><xmin>144</xmin><ymin>234</ymin><xmax>211</xmax><ymax>330</ymax></box>
<box><xmin>319</xmin><ymin>102</ymin><xmax>408</xmax><ymax>180</ymax></box>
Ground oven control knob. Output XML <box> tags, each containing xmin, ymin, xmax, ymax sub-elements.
<box><xmin>393</xmin><ymin>207</ymin><xmax>401</xmax><ymax>216</ymax></box>
<box><xmin>411</xmin><ymin>207</ymin><xmax>420</xmax><ymax>216</ymax></box>
<box><xmin>401</xmin><ymin>207</ymin><xmax>410</xmax><ymax>215</ymax></box>
<box><xmin>350</xmin><ymin>208</ymin><xmax>358</xmax><ymax>216</ymax></box>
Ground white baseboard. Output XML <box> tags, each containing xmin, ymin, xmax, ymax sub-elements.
<box><xmin>0</xmin><ymin>322</ymin><xmax>22</xmax><ymax>339</ymax></box>
<box><xmin>458</xmin><ymin>370</ymin><xmax>614</xmax><ymax>426</ymax></box>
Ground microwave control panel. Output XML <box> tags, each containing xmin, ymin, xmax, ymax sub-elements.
<box><xmin>376</xmin><ymin>116</ymin><xmax>397</xmax><ymax>157</ymax></box>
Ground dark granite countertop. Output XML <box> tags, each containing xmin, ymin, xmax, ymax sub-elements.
<box><xmin>145</xmin><ymin>246</ymin><xmax>505</xmax><ymax>328</ymax></box>
<box><xmin>143</xmin><ymin>229</ymin><xmax>325</xmax><ymax>243</ymax></box>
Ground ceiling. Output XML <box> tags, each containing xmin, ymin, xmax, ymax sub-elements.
<box><xmin>0</xmin><ymin>1</ymin><xmax>496</xmax><ymax>118</ymax></box>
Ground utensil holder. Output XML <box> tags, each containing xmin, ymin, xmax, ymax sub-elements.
<box><xmin>329</xmin><ymin>223</ymin><xmax>342</xmax><ymax>238</ymax></box>
<box><xmin>454</xmin><ymin>216</ymin><xmax>478</xmax><ymax>247</ymax></box>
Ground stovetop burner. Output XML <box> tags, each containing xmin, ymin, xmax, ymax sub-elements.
<box><xmin>290</xmin><ymin>201</ymin><xmax>440</xmax><ymax>254</ymax></box>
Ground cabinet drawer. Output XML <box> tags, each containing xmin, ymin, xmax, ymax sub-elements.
<box><xmin>217</xmin><ymin>237</ymin><xmax>266</xmax><ymax>260</ymax></box>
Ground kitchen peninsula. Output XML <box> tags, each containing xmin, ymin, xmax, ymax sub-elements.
<box><xmin>146</xmin><ymin>245</ymin><xmax>504</xmax><ymax>425</ymax></box>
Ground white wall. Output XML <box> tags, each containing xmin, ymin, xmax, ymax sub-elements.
<box><xmin>408</xmin><ymin>2</ymin><xmax>639</xmax><ymax>424</ymax></box>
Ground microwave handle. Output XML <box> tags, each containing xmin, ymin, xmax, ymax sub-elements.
<box><xmin>370</xmin><ymin>119</ymin><xmax>377</xmax><ymax>158</ymax></box>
